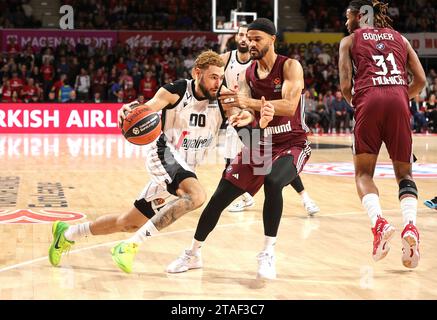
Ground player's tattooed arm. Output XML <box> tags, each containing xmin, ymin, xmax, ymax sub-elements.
<box><xmin>339</xmin><ymin>34</ymin><xmax>354</xmax><ymax>105</ymax></box>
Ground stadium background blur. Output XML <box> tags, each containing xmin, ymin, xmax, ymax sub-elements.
<box><xmin>0</xmin><ymin>0</ymin><xmax>436</xmax><ymax>133</ymax></box>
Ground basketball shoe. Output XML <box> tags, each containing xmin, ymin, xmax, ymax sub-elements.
<box><xmin>228</xmin><ymin>196</ymin><xmax>255</xmax><ymax>212</ymax></box>
<box><xmin>256</xmin><ymin>251</ymin><xmax>276</xmax><ymax>280</ymax></box>
<box><xmin>111</xmin><ymin>242</ymin><xmax>139</xmax><ymax>273</ymax></box>
<box><xmin>424</xmin><ymin>197</ymin><xmax>437</xmax><ymax>210</ymax></box>
<box><xmin>49</xmin><ymin>221</ymin><xmax>75</xmax><ymax>267</ymax></box>
<box><xmin>166</xmin><ymin>249</ymin><xmax>203</xmax><ymax>273</ymax></box>
<box><xmin>303</xmin><ymin>199</ymin><xmax>320</xmax><ymax>215</ymax></box>
<box><xmin>371</xmin><ymin>216</ymin><xmax>395</xmax><ymax>262</ymax></box>
<box><xmin>401</xmin><ymin>223</ymin><xmax>420</xmax><ymax>269</ymax></box>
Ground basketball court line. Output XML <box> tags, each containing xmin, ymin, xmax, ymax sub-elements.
<box><xmin>0</xmin><ymin>208</ymin><xmax>432</xmax><ymax>274</ymax></box>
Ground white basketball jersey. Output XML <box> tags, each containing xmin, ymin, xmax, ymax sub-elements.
<box><xmin>138</xmin><ymin>79</ymin><xmax>224</xmax><ymax>208</ymax></box>
<box><xmin>162</xmin><ymin>79</ymin><xmax>225</xmax><ymax>169</ymax></box>
<box><xmin>224</xmin><ymin>50</ymin><xmax>251</xmax><ymax>91</ymax></box>
<box><xmin>223</xmin><ymin>50</ymin><xmax>251</xmax><ymax>159</ymax></box>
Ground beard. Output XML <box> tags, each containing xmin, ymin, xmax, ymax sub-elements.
<box><xmin>249</xmin><ymin>45</ymin><xmax>269</xmax><ymax>60</ymax></box>
<box><xmin>237</xmin><ymin>43</ymin><xmax>249</xmax><ymax>53</ymax></box>
<box><xmin>199</xmin><ymin>79</ymin><xmax>217</xmax><ymax>100</ymax></box>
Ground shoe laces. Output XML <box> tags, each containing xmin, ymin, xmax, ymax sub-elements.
<box><xmin>257</xmin><ymin>252</ymin><xmax>273</xmax><ymax>267</ymax></box>
<box><xmin>233</xmin><ymin>201</ymin><xmax>244</xmax><ymax>208</ymax></box>
<box><xmin>64</xmin><ymin>244</ymin><xmax>72</xmax><ymax>256</ymax></box>
<box><xmin>176</xmin><ymin>250</ymin><xmax>195</xmax><ymax>264</ymax></box>
<box><xmin>402</xmin><ymin>223</ymin><xmax>419</xmax><ymax>241</ymax></box>
<box><xmin>305</xmin><ymin>200</ymin><xmax>318</xmax><ymax>209</ymax></box>
<box><xmin>125</xmin><ymin>243</ymin><xmax>138</xmax><ymax>253</ymax></box>
<box><xmin>374</xmin><ymin>217</ymin><xmax>387</xmax><ymax>234</ymax></box>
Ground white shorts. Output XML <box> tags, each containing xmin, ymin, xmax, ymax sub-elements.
<box><xmin>134</xmin><ymin>134</ymin><xmax>197</xmax><ymax>216</ymax></box>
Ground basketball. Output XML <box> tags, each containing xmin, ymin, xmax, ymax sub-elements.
<box><xmin>121</xmin><ymin>105</ymin><xmax>162</xmax><ymax>145</ymax></box>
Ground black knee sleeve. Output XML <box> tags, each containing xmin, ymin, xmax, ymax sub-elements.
<box><xmin>399</xmin><ymin>179</ymin><xmax>418</xmax><ymax>199</ymax></box>
<box><xmin>134</xmin><ymin>199</ymin><xmax>156</xmax><ymax>219</ymax></box>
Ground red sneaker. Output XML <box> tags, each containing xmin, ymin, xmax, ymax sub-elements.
<box><xmin>372</xmin><ymin>216</ymin><xmax>395</xmax><ymax>262</ymax></box>
<box><xmin>401</xmin><ymin>223</ymin><xmax>420</xmax><ymax>269</ymax></box>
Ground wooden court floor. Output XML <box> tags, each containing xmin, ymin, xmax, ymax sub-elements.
<box><xmin>0</xmin><ymin>133</ymin><xmax>436</xmax><ymax>300</ymax></box>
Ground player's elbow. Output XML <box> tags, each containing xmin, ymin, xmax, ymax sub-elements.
<box><xmin>285</xmin><ymin>100</ymin><xmax>298</xmax><ymax>116</ymax></box>
<box><xmin>340</xmin><ymin>82</ymin><xmax>352</xmax><ymax>97</ymax></box>
<box><xmin>284</xmin><ymin>108</ymin><xmax>296</xmax><ymax>117</ymax></box>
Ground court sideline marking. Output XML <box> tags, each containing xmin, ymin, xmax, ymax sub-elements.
<box><xmin>0</xmin><ymin>208</ymin><xmax>431</xmax><ymax>273</ymax></box>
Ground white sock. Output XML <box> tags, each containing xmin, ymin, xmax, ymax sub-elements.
<box><xmin>362</xmin><ymin>193</ymin><xmax>382</xmax><ymax>227</ymax></box>
<box><xmin>242</xmin><ymin>192</ymin><xmax>252</xmax><ymax>202</ymax></box>
<box><xmin>126</xmin><ymin>220</ymin><xmax>159</xmax><ymax>244</ymax></box>
<box><xmin>263</xmin><ymin>236</ymin><xmax>276</xmax><ymax>254</ymax></box>
<box><xmin>64</xmin><ymin>222</ymin><xmax>91</xmax><ymax>241</ymax></box>
<box><xmin>189</xmin><ymin>239</ymin><xmax>203</xmax><ymax>255</ymax></box>
<box><xmin>400</xmin><ymin>197</ymin><xmax>417</xmax><ymax>227</ymax></box>
<box><xmin>300</xmin><ymin>191</ymin><xmax>311</xmax><ymax>203</ymax></box>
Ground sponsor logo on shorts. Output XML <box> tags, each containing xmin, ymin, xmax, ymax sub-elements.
<box><xmin>226</xmin><ymin>165</ymin><xmax>233</xmax><ymax>173</ymax></box>
<box><xmin>0</xmin><ymin>209</ymin><xmax>86</xmax><ymax>224</ymax></box>
<box><xmin>303</xmin><ymin>162</ymin><xmax>437</xmax><ymax>178</ymax></box>
<box><xmin>153</xmin><ymin>198</ymin><xmax>165</xmax><ymax>206</ymax></box>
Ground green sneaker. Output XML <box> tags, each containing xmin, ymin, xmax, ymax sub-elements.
<box><xmin>48</xmin><ymin>221</ymin><xmax>75</xmax><ymax>267</ymax></box>
<box><xmin>111</xmin><ymin>242</ymin><xmax>139</xmax><ymax>273</ymax></box>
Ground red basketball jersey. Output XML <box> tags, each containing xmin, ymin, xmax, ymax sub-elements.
<box><xmin>245</xmin><ymin>55</ymin><xmax>308</xmax><ymax>146</ymax></box>
<box><xmin>351</xmin><ymin>27</ymin><xmax>408</xmax><ymax>93</ymax></box>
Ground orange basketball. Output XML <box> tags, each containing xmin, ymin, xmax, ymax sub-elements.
<box><xmin>121</xmin><ymin>105</ymin><xmax>162</xmax><ymax>145</ymax></box>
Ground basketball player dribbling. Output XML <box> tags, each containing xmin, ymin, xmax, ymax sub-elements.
<box><xmin>48</xmin><ymin>50</ymin><xmax>253</xmax><ymax>273</ymax></box>
<box><xmin>339</xmin><ymin>0</ymin><xmax>426</xmax><ymax>268</ymax></box>
<box><xmin>222</xmin><ymin>24</ymin><xmax>319</xmax><ymax>215</ymax></box>
<box><xmin>166</xmin><ymin>18</ymin><xmax>312</xmax><ymax>279</ymax></box>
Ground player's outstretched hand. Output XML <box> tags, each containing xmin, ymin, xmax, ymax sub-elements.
<box><xmin>229</xmin><ymin>108</ymin><xmax>254</xmax><ymax>127</ymax></box>
<box><xmin>259</xmin><ymin>96</ymin><xmax>274</xmax><ymax>129</ymax></box>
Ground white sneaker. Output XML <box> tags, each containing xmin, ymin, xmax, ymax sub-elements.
<box><xmin>256</xmin><ymin>251</ymin><xmax>276</xmax><ymax>280</ymax></box>
<box><xmin>228</xmin><ymin>197</ymin><xmax>255</xmax><ymax>212</ymax></box>
<box><xmin>166</xmin><ymin>249</ymin><xmax>203</xmax><ymax>273</ymax></box>
<box><xmin>303</xmin><ymin>199</ymin><xmax>320</xmax><ymax>215</ymax></box>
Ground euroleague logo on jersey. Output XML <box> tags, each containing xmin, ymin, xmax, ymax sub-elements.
<box><xmin>0</xmin><ymin>209</ymin><xmax>86</xmax><ymax>224</ymax></box>
<box><xmin>303</xmin><ymin>162</ymin><xmax>437</xmax><ymax>178</ymax></box>
<box><xmin>273</xmin><ymin>77</ymin><xmax>282</xmax><ymax>92</ymax></box>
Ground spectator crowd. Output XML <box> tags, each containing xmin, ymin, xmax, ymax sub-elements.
<box><xmin>0</xmin><ymin>0</ymin><xmax>436</xmax><ymax>133</ymax></box>
<box><xmin>302</xmin><ymin>0</ymin><xmax>437</xmax><ymax>33</ymax></box>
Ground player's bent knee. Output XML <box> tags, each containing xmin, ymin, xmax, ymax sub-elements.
<box><xmin>186</xmin><ymin>187</ymin><xmax>206</xmax><ymax>209</ymax></box>
<box><xmin>399</xmin><ymin>179</ymin><xmax>418</xmax><ymax>200</ymax></box>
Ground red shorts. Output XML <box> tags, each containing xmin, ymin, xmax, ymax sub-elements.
<box><xmin>223</xmin><ymin>141</ymin><xmax>311</xmax><ymax>196</ymax></box>
<box><xmin>352</xmin><ymin>86</ymin><xmax>413</xmax><ymax>163</ymax></box>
